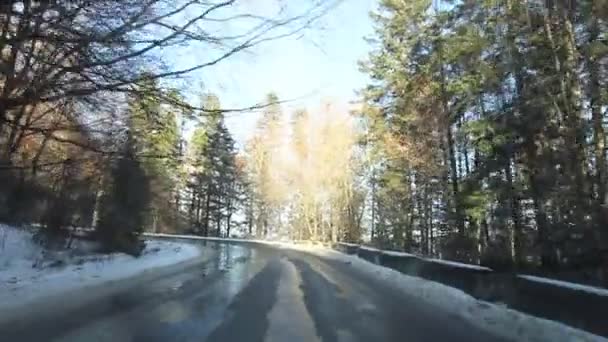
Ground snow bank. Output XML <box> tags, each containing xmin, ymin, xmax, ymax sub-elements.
<box><xmin>426</xmin><ymin>258</ymin><xmax>492</xmax><ymax>272</ymax></box>
<box><xmin>287</xmin><ymin>244</ymin><xmax>607</xmax><ymax>342</ymax></box>
<box><xmin>359</xmin><ymin>245</ymin><xmax>381</xmax><ymax>253</ymax></box>
<box><xmin>337</xmin><ymin>242</ymin><xmax>359</xmax><ymax>248</ymax></box>
<box><xmin>518</xmin><ymin>275</ymin><xmax>608</xmax><ymax>297</ymax></box>
<box><xmin>0</xmin><ymin>226</ymin><xmax>202</xmax><ymax>311</ymax></box>
<box><xmin>382</xmin><ymin>250</ymin><xmax>418</xmax><ymax>258</ymax></box>
<box><xmin>0</xmin><ymin>225</ymin><xmax>40</xmax><ymax>271</ymax></box>
<box><xmin>0</xmin><ymin>224</ymin><xmax>101</xmax><ymax>275</ymax></box>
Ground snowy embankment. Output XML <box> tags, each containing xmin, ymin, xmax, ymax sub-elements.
<box><xmin>518</xmin><ymin>274</ymin><xmax>608</xmax><ymax>297</ymax></box>
<box><xmin>0</xmin><ymin>225</ymin><xmax>201</xmax><ymax>312</ymax></box>
<box><xmin>286</xmin><ymin>244</ymin><xmax>607</xmax><ymax>342</ymax></box>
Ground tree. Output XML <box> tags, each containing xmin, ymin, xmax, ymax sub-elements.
<box><xmin>245</xmin><ymin>92</ymin><xmax>287</xmax><ymax>238</ymax></box>
<box><xmin>187</xmin><ymin>93</ymin><xmax>238</xmax><ymax>237</ymax></box>
<box><xmin>127</xmin><ymin>77</ymin><xmax>181</xmax><ymax>233</ymax></box>
<box><xmin>359</xmin><ymin>0</ymin><xmax>608</xmax><ymax>276</ymax></box>
<box><xmin>243</xmin><ymin>99</ymin><xmax>363</xmax><ymax>242</ymax></box>
<box><xmin>0</xmin><ymin>0</ymin><xmax>343</xmax><ymax>251</ymax></box>
<box><xmin>96</xmin><ymin>134</ymin><xmax>150</xmax><ymax>254</ymax></box>
<box><xmin>0</xmin><ymin>0</ymin><xmax>339</xmax><ymax>148</ymax></box>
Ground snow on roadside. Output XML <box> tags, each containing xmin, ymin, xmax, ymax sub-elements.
<box><xmin>286</xmin><ymin>244</ymin><xmax>607</xmax><ymax>342</ymax></box>
<box><xmin>426</xmin><ymin>257</ymin><xmax>492</xmax><ymax>272</ymax></box>
<box><xmin>381</xmin><ymin>250</ymin><xmax>418</xmax><ymax>258</ymax></box>
<box><xmin>359</xmin><ymin>245</ymin><xmax>381</xmax><ymax>252</ymax></box>
<box><xmin>0</xmin><ymin>226</ymin><xmax>202</xmax><ymax>312</ymax></box>
<box><xmin>0</xmin><ymin>224</ymin><xmax>43</xmax><ymax>269</ymax></box>
<box><xmin>518</xmin><ymin>275</ymin><xmax>608</xmax><ymax>297</ymax></box>
<box><xmin>0</xmin><ymin>225</ymin><xmax>101</xmax><ymax>280</ymax></box>
<box><xmin>336</xmin><ymin>242</ymin><xmax>359</xmax><ymax>248</ymax></box>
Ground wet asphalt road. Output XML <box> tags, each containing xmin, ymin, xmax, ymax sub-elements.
<box><xmin>0</xmin><ymin>242</ymin><xmax>510</xmax><ymax>342</ymax></box>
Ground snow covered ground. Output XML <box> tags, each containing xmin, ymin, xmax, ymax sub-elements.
<box><xmin>381</xmin><ymin>250</ymin><xmax>418</xmax><ymax>257</ymax></box>
<box><xmin>0</xmin><ymin>225</ymin><xmax>202</xmax><ymax>312</ymax></box>
<box><xmin>426</xmin><ymin>257</ymin><xmax>492</xmax><ymax>271</ymax></box>
<box><xmin>518</xmin><ymin>274</ymin><xmax>608</xmax><ymax>297</ymax></box>
<box><xmin>285</xmin><ymin>243</ymin><xmax>607</xmax><ymax>342</ymax></box>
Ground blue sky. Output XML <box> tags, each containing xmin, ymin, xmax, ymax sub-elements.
<box><xmin>168</xmin><ymin>0</ymin><xmax>377</xmax><ymax>147</ymax></box>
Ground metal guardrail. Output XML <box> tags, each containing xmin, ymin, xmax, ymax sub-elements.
<box><xmin>333</xmin><ymin>242</ymin><xmax>608</xmax><ymax>338</ymax></box>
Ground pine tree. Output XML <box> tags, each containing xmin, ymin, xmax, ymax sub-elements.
<box><xmin>127</xmin><ymin>77</ymin><xmax>181</xmax><ymax>233</ymax></box>
<box><xmin>187</xmin><ymin>93</ymin><xmax>238</xmax><ymax>237</ymax></box>
<box><xmin>360</xmin><ymin>0</ymin><xmax>608</xmax><ymax>274</ymax></box>
<box><xmin>96</xmin><ymin>135</ymin><xmax>150</xmax><ymax>255</ymax></box>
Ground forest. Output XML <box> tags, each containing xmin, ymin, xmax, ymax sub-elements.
<box><xmin>0</xmin><ymin>0</ymin><xmax>341</xmax><ymax>253</ymax></box>
<box><xmin>1</xmin><ymin>0</ymin><xmax>607</xmax><ymax>283</ymax></box>
<box><xmin>360</xmin><ymin>0</ymin><xmax>608</xmax><ymax>276</ymax></box>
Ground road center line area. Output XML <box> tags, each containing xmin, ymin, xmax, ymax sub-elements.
<box><xmin>0</xmin><ymin>241</ymin><xmax>514</xmax><ymax>342</ymax></box>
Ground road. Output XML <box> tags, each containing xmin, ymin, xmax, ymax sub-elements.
<box><xmin>0</xmin><ymin>241</ymin><xmax>510</xmax><ymax>342</ymax></box>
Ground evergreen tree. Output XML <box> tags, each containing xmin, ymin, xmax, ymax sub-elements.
<box><xmin>96</xmin><ymin>135</ymin><xmax>150</xmax><ymax>255</ymax></box>
<box><xmin>127</xmin><ymin>77</ymin><xmax>181</xmax><ymax>233</ymax></box>
<box><xmin>187</xmin><ymin>93</ymin><xmax>238</xmax><ymax>237</ymax></box>
<box><xmin>360</xmin><ymin>0</ymin><xmax>608</xmax><ymax>273</ymax></box>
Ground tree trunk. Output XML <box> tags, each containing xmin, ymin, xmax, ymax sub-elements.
<box><xmin>4</xmin><ymin>105</ymin><xmax>29</xmax><ymax>158</ymax></box>
<box><xmin>371</xmin><ymin>170</ymin><xmax>376</xmax><ymax>241</ymax></box>
<box><xmin>561</xmin><ymin>5</ymin><xmax>588</xmax><ymax>225</ymax></box>
<box><xmin>195</xmin><ymin>192</ymin><xmax>202</xmax><ymax>228</ymax></box>
<box><xmin>91</xmin><ymin>175</ymin><xmax>104</xmax><ymax>231</ymax></box>
<box><xmin>505</xmin><ymin>161</ymin><xmax>523</xmax><ymax>266</ymax></box>
<box><xmin>587</xmin><ymin>6</ymin><xmax>606</xmax><ymax>210</ymax></box>
<box><xmin>429</xmin><ymin>201</ymin><xmax>434</xmax><ymax>256</ymax></box>
<box><xmin>542</xmin><ymin>2</ymin><xmax>587</xmax><ymax>226</ymax></box>
<box><xmin>216</xmin><ymin>215</ymin><xmax>221</xmax><ymax>237</ymax></box>
<box><xmin>31</xmin><ymin>134</ymin><xmax>51</xmax><ymax>177</ymax></box>
<box><xmin>0</xmin><ymin>1</ymin><xmax>28</xmax><ymax>134</ymax></box>
<box><xmin>531</xmin><ymin>179</ymin><xmax>555</xmax><ymax>269</ymax></box>
<box><xmin>151</xmin><ymin>210</ymin><xmax>158</xmax><ymax>233</ymax></box>
<box><xmin>203</xmin><ymin>187</ymin><xmax>211</xmax><ymax>237</ymax></box>
<box><xmin>247</xmin><ymin>199</ymin><xmax>253</xmax><ymax>235</ymax></box>
<box><xmin>189</xmin><ymin>187</ymin><xmax>196</xmax><ymax>226</ymax></box>
<box><xmin>438</xmin><ymin>39</ymin><xmax>465</xmax><ymax>237</ymax></box>
<box><xmin>506</xmin><ymin>0</ymin><xmax>553</xmax><ymax>268</ymax></box>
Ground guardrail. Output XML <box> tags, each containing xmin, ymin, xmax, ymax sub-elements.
<box><xmin>333</xmin><ymin>242</ymin><xmax>608</xmax><ymax>338</ymax></box>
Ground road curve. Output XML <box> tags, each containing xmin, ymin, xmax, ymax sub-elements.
<box><xmin>0</xmin><ymin>241</ymin><xmax>510</xmax><ymax>342</ymax></box>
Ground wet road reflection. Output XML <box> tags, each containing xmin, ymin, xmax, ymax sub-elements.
<box><xmin>56</xmin><ymin>242</ymin><xmax>270</xmax><ymax>342</ymax></box>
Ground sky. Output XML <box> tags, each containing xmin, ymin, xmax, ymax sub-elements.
<box><xmin>167</xmin><ymin>0</ymin><xmax>377</xmax><ymax>148</ymax></box>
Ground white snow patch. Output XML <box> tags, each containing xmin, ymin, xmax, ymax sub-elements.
<box><xmin>0</xmin><ymin>225</ymin><xmax>40</xmax><ymax>270</ymax></box>
<box><xmin>426</xmin><ymin>258</ymin><xmax>492</xmax><ymax>272</ymax></box>
<box><xmin>518</xmin><ymin>275</ymin><xmax>608</xmax><ymax>297</ymax></box>
<box><xmin>0</xmin><ymin>225</ymin><xmax>202</xmax><ymax>311</ymax></box>
<box><xmin>286</xmin><ymin>244</ymin><xmax>607</xmax><ymax>342</ymax></box>
<box><xmin>382</xmin><ymin>250</ymin><xmax>418</xmax><ymax>258</ymax></box>
<box><xmin>337</xmin><ymin>242</ymin><xmax>359</xmax><ymax>248</ymax></box>
<box><xmin>359</xmin><ymin>245</ymin><xmax>381</xmax><ymax>253</ymax></box>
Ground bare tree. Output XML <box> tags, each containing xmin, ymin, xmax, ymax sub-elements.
<box><xmin>0</xmin><ymin>0</ymin><xmax>340</xmax><ymax>161</ymax></box>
